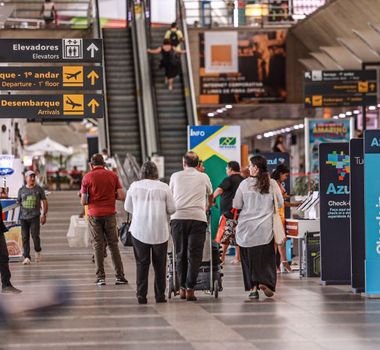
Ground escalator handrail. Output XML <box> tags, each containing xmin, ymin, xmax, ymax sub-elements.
<box><xmin>129</xmin><ymin>0</ymin><xmax>148</xmax><ymax>161</ymax></box>
<box><xmin>130</xmin><ymin>0</ymin><xmax>159</xmax><ymax>158</ymax></box>
<box><xmin>178</xmin><ymin>0</ymin><xmax>198</xmax><ymax>126</ymax></box>
<box><xmin>141</xmin><ymin>0</ymin><xmax>161</xmax><ymax>156</ymax></box>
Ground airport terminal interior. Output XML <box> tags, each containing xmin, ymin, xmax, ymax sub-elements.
<box><xmin>1</xmin><ymin>0</ymin><xmax>380</xmax><ymax>349</ymax></box>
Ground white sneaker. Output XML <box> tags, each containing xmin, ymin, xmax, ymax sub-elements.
<box><xmin>22</xmin><ymin>258</ymin><xmax>31</xmax><ymax>265</ymax></box>
<box><xmin>35</xmin><ymin>252</ymin><xmax>42</xmax><ymax>263</ymax></box>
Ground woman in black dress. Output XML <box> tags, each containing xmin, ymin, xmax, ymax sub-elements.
<box><xmin>148</xmin><ymin>39</ymin><xmax>186</xmax><ymax>90</ymax></box>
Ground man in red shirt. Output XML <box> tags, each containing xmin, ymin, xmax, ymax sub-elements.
<box><xmin>81</xmin><ymin>153</ymin><xmax>127</xmax><ymax>286</ymax></box>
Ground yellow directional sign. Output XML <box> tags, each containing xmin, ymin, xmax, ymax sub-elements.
<box><xmin>63</xmin><ymin>94</ymin><xmax>84</xmax><ymax>115</ymax></box>
<box><xmin>358</xmin><ymin>81</ymin><xmax>368</xmax><ymax>93</ymax></box>
<box><xmin>87</xmin><ymin>98</ymin><xmax>100</xmax><ymax>114</ymax></box>
<box><xmin>63</xmin><ymin>66</ymin><xmax>84</xmax><ymax>87</ymax></box>
<box><xmin>312</xmin><ymin>95</ymin><xmax>322</xmax><ymax>107</ymax></box>
<box><xmin>87</xmin><ymin>70</ymin><xmax>99</xmax><ymax>86</ymax></box>
<box><xmin>0</xmin><ymin>94</ymin><xmax>104</xmax><ymax>119</ymax></box>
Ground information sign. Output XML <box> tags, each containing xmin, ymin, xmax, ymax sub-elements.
<box><xmin>364</xmin><ymin>130</ymin><xmax>380</xmax><ymax>296</ymax></box>
<box><xmin>0</xmin><ymin>94</ymin><xmax>104</xmax><ymax>119</ymax></box>
<box><xmin>304</xmin><ymin>70</ymin><xmax>377</xmax><ymax>107</ymax></box>
<box><xmin>0</xmin><ymin>66</ymin><xmax>103</xmax><ymax>90</ymax></box>
<box><xmin>0</xmin><ymin>39</ymin><xmax>102</xmax><ymax>63</ymax></box>
<box><xmin>319</xmin><ymin>142</ymin><xmax>351</xmax><ymax>285</ymax></box>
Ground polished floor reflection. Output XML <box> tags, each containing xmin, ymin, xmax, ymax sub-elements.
<box><xmin>1</xmin><ymin>191</ymin><xmax>380</xmax><ymax>350</ymax></box>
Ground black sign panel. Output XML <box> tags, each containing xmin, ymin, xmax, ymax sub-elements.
<box><xmin>0</xmin><ymin>66</ymin><xmax>103</xmax><ymax>90</ymax></box>
<box><xmin>304</xmin><ymin>70</ymin><xmax>377</xmax><ymax>107</ymax></box>
<box><xmin>0</xmin><ymin>94</ymin><xmax>104</xmax><ymax>119</ymax></box>
<box><xmin>349</xmin><ymin>139</ymin><xmax>365</xmax><ymax>293</ymax></box>
<box><xmin>0</xmin><ymin>39</ymin><xmax>102</xmax><ymax>63</ymax></box>
<box><xmin>319</xmin><ymin>142</ymin><xmax>351</xmax><ymax>285</ymax></box>
<box><xmin>258</xmin><ymin>152</ymin><xmax>290</xmax><ymax>217</ymax></box>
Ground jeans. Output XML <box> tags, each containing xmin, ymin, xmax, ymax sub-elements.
<box><xmin>171</xmin><ymin>219</ymin><xmax>206</xmax><ymax>289</ymax></box>
<box><xmin>88</xmin><ymin>214</ymin><xmax>125</xmax><ymax>280</ymax></box>
<box><xmin>132</xmin><ymin>236</ymin><xmax>167</xmax><ymax>300</ymax></box>
<box><xmin>0</xmin><ymin>233</ymin><xmax>11</xmax><ymax>287</ymax></box>
<box><xmin>20</xmin><ymin>217</ymin><xmax>41</xmax><ymax>260</ymax></box>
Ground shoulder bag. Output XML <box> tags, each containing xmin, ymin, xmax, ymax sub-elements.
<box><xmin>118</xmin><ymin>214</ymin><xmax>133</xmax><ymax>247</ymax></box>
<box><xmin>271</xmin><ymin>180</ymin><xmax>286</xmax><ymax>246</ymax></box>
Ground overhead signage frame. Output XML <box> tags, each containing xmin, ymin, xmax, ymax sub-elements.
<box><xmin>304</xmin><ymin>70</ymin><xmax>377</xmax><ymax>108</ymax></box>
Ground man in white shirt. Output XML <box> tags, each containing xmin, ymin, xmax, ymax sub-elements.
<box><xmin>169</xmin><ymin>151</ymin><xmax>213</xmax><ymax>301</ymax></box>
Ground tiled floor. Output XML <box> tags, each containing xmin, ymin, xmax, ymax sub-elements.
<box><xmin>1</xmin><ymin>191</ymin><xmax>380</xmax><ymax>349</ymax></box>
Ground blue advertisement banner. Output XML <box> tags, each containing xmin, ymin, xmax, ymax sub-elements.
<box><xmin>258</xmin><ymin>152</ymin><xmax>290</xmax><ymax>217</ymax></box>
<box><xmin>305</xmin><ymin>118</ymin><xmax>353</xmax><ymax>173</ymax></box>
<box><xmin>319</xmin><ymin>142</ymin><xmax>351</xmax><ymax>285</ymax></box>
<box><xmin>364</xmin><ymin>130</ymin><xmax>380</xmax><ymax>296</ymax></box>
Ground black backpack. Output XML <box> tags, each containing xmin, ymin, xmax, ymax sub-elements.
<box><xmin>169</xmin><ymin>30</ymin><xmax>180</xmax><ymax>47</ymax></box>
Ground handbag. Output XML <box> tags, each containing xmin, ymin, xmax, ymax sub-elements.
<box><xmin>118</xmin><ymin>214</ymin><xmax>133</xmax><ymax>247</ymax></box>
<box><xmin>271</xmin><ymin>180</ymin><xmax>286</xmax><ymax>246</ymax></box>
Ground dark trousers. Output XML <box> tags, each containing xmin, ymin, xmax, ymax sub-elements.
<box><xmin>0</xmin><ymin>233</ymin><xmax>11</xmax><ymax>287</ymax></box>
<box><xmin>132</xmin><ymin>236</ymin><xmax>167</xmax><ymax>300</ymax></box>
<box><xmin>88</xmin><ymin>214</ymin><xmax>124</xmax><ymax>279</ymax></box>
<box><xmin>171</xmin><ymin>219</ymin><xmax>206</xmax><ymax>289</ymax></box>
<box><xmin>240</xmin><ymin>239</ymin><xmax>277</xmax><ymax>292</ymax></box>
<box><xmin>21</xmin><ymin>217</ymin><xmax>41</xmax><ymax>259</ymax></box>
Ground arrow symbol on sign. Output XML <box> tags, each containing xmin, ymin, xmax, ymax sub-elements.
<box><xmin>87</xmin><ymin>43</ymin><xmax>99</xmax><ymax>58</ymax></box>
<box><xmin>88</xmin><ymin>98</ymin><xmax>100</xmax><ymax>114</ymax></box>
<box><xmin>87</xmin><ymin>70</ymin><xmax>99</xmax><ymax>85</ymax></box>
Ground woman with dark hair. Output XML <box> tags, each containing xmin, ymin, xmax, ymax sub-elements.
<box><xmin>233</xmin><ymin>156</ymin><xmax>283</xmax><ymax>299</ymax></box>
<box><xmin>272</xmin><ymin>163</ymin><xmax>300</xmax><ymax>273</ymax></box>
<box><xmin>125</xmin><ymin>161</ymin><xmax>176</xmax><ymax>304</ymax></box>
<box><xmin>148</xmin><ymin>39</ymin><xmax>186</xmax><ymax>91</ymax></box>
<box><xmin>272</xmin><ymin>135</ymin><xmax>286</xmax><ymax>153</ymax></box>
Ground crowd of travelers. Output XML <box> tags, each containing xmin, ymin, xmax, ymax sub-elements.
<box><xmin>1</xmin><ymin>147</ymin><xmax>291</xmax><ymax>304</ymax></box>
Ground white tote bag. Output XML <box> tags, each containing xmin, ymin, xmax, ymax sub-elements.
<box><xmin>271</xmin><ymin>180</ymin><xmax>286</xmax><ymax>245</ymax></box>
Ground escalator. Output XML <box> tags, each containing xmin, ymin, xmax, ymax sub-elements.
<box><xmin>103</xmin><ymin>28</ymin><xmax>142</xmax><ymax>164</ymax></box>
<box><xmin>149</xmin><ymin>27</ymin><xmax>190</xmax><ymax>180</ymax></box>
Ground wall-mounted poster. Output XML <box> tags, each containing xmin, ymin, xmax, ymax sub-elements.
<box><xmin>305</xmin><ymin>118</ymin><xmax>354</xmax><ymax>173</ymax></box>
<box><xmin>204</xmin><ymin>31</ymin><xmax>238</xmax><ymax>74</ymax></box>
<box><xmin>199</xmin><ymin>30</ymin><xmax>287</xmax><ymax>105</ymax></box>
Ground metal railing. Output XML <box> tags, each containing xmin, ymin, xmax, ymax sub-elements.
<box><xmin>1</xmin><ymin>0</ymin><xmax>94</xmax><ymax>29</ymax></box>
<box><xmin>178</xmin><ymin>0</ymin><xmax>197</xmax><ymax>125</ymax></box>
<box><xmin>115</xmin><ymin>153</ymin><xmax>141</xmax><ymax>190</ymax></box>
<box><xmin>182</xmin><ymin>0</ymin><xmax>326</xmax><ymax>28</ymax></box>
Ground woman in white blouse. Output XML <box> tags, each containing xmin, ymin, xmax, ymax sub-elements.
<box><xmin>233</xmin><ymin>155</ymin><xmax>283</xmax><ymax>300</ymax></box>
<box><xmin>125</xmin><ymin>161</ymin><xmax>176</xmax><ymax>304</ymax></box>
